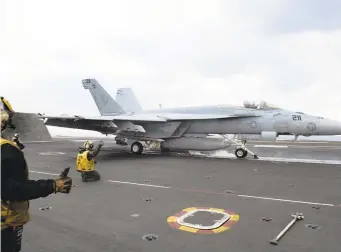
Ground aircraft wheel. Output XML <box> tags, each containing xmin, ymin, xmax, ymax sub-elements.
<box><xmin>235</xmin><ymin>148</ymin><xmax>248</xmax><ymax>158</ymax></box>
<box><xmin>131</xmin><ymin>142</ymin><xmax>143</xmax><ymax>155</ymax></box>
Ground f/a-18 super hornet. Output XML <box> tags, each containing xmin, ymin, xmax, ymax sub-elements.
<box><xmin>39</xmin><ymin>79</ymin><xmax>341</xmax><ymax>159</ymax></box>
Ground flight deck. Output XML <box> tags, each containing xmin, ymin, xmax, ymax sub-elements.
<box><xmin>20</xmin><ymin>140</ymin><xmax>341</xmax><ymax>252</ymax></box>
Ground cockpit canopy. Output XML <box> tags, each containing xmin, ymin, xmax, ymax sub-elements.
<box><xmin>243</xmin><ymin>100</ymin><xmax>282</xmax><ymax>110</ymax></box>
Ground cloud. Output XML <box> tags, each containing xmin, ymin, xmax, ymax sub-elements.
<box><xmin>1</xmin><ymin>0</ymin><xmax>341</xmax><ymax>129</ymax></box>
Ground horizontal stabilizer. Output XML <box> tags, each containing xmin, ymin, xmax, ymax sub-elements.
<box><xmin>2</xmin><ymin>112</ymin><xmax>52</xmax><ymax>142</ymax></box>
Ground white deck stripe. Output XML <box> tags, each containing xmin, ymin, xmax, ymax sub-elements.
<box><xmin>30</xmin><ymin>171</ymin><xmax>59</xmax><ymax>176</ymax></box>
<box><xmin>237</xmin><ymin>194</ymin><xmax>334</xmax><ymax>207</ymax></box>
<box><xmin>23</xmin><ymin>141</ymin><xmax>54</xmax><ymax>143</ymax></box>
<box><xmin>29</xmin><ymin>171</ymin><xmax>336</xmax><ymax>207</ymax></box>
<box><xmin>254</xmin><ymin>145</ymin><xmax>288</xmax><ymax>148</ymax></box>
<box><xmin>107</xmin><ymin>180</ymin><xmax>170</xmax><ymax>189</ymax></box>
<box><xmin>106</xmin><ymin>180</ymin><xmax>335</xmax><ymax>207</ymax></box>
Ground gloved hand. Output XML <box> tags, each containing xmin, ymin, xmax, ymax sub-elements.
<box><xmin>12</xmin><ymin>134</ymin><xmax>19</xmax><ymax>142</ymax></box>
<box><xmin>99</xmin><ymin>140</ymin><xmax>104</xmax><ymax>146</ymax></box>
<box><xmin>54</xmin><ymin>176</ymin><xmax>72</xmax><ymax>194</ymax></box>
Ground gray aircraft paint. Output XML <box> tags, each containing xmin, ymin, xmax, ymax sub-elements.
<box><xmin>115</xmin><ymin>88</ymin><xmax>143</xmax><ymax>113</ymax></box>
<box><xmin>82</xmin><ymin>79</ymin><xmax>125</xmax><ymax>115</ymax></box>
<box><xmin>113</xmin><ymin>86</ymin><xmax>341</xmax><ymax>137</ymax></box>
<box><xmin>41</xmin><ymin>79</ymin><xmax>341</xmax><ymax>155</ymax></box>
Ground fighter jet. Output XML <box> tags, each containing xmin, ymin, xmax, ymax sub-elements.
<box><xmin>39</xmin><ymin>79</ymin><xmax>341</xmax><ymax>159</ymax></box>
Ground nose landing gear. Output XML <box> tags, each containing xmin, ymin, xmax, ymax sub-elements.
<box><xmin>221</xmin><ymin>135</ymin><xmax>259</xmax><ymax>159</ymax></box>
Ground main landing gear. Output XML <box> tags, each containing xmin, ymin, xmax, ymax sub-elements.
<box><xmin>221</xmin><ymin>135</ymin><xmax>259</xmax><ymax>159</ymax></box>
<box><xmin>131</xmin><ymin>141</ymin><xmax>144</xmax><ymax>155</ymax></box>
<box><xmin>130</xmin><ymin>141</ymin><xmax>168</xmax><ymax>155</ymax></box>
<box><xmin>115</xmin><ymin>138</ymin><xmax>145</xmax><ymax>155</ymax></box>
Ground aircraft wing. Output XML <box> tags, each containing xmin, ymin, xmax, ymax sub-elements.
<box><xmin>39</xmin><ymin>113</ymin><xmax>260</xmax><ymax>123</ymax></box>
<box><xmin>38</xmin><ymin>114</ymin><xmax>170</xmax><ymax>135</ymax></box>
<box><xmin>39</xmin><ymin>114</ymin><xmax>120</xmax><ymax>134</ymax></box>
<box><xmin>146</xmin><ymin>113</ymin><xmax>260</xmax><ymax>121</ymax></box>
<box><xmin>39</xmin><ymin>112</ymin><xmax>260</xmax><ymax>136</ymax></box>
<box><xmin>39</xmin><ymin>114</ymin><xmax>168</xmax><ymax>122</ymax></box>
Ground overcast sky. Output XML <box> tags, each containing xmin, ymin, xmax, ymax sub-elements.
<box><xmin>1</xmin><ymin>0</ymin><xmax>341</xmax><ymax>127</ymax></box>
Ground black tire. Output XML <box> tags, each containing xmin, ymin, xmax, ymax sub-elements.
<box><xmin>131</xmin><ymin>142</ymin><xmax>143</xmax><ymax>155</ymax></box>
<box><xmin>235</xmin><ymin>148</ymin><xmax>248</xmax><ymax>158</ymax></box>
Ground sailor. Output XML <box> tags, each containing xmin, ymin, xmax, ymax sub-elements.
<box><xmin>1</xmin><ymin>109</ymin><xmax>73</xmax><ymax>252</ymax></box>
<box><xmin>0</xmin><ymin>96</ymin><xmax>16</xmax><ymax>129</ymax></box>
<box><xmin>76</xmin><ymin>140</ymin><xmax>104</xmax><ymax>182</ymax></box>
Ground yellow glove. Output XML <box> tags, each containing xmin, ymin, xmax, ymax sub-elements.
<box><xmin>54</xmin><ymin>177</ymin><xmax>72</xmax><ymax>194</ymax></box>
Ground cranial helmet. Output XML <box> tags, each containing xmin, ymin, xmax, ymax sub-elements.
<box><xmin>0</xmin><ymin>97</ymin><xmax>15</xmax><ymax>130</ymax></box>
<box><xmin>84</xmin><ymin>141</ymin><xmax>94</xmax><ymax>150</ymax></box>
<box><xmin>1</xmin><ymin>110</ymin><xmax>10</xmax><ymax>132</ymax></box>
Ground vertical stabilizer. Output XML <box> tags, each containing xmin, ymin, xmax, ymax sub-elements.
<box><xmin>82</xmin><ymin>78</ymin><xmax>125</xmax><ymax>115</ymax></box>
<box><xmin>116</xmin><ymin>88</ymin><xmax>143</xmax><ymax>113</ymax></box>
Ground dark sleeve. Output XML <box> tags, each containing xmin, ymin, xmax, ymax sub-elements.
<box><xmin>13</xmin><ymin>139</ymin><xmax>25</xmax><ymax>150</ymax></box>
<box><xmin>87</xmin><ymin>145</ymin><xmax>103</xmax><ymax>160</ymax></box>
<box><xmin>1</xmin><ymin>144</ymin><xmax>56</xmax><ymax>201</ymax></box>
<box><xmin>18</xmin><ymin>142</ymin><xmax>25</xmax><ymax>150</ymax></box>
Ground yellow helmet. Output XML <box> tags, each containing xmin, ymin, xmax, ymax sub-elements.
<box><xmin>1</xmin><ymin>110</ymin><xmax>10</xmax><ymax>132</ymax></box>
<box><xmin>1</xmin><ymin>97</ymin><xmax>16</xmax><ymax>131</ymax></box>
<box><xmin>0</xmin><ymin>96</ymin><xmax>14</xmax><ymax>113</ymax></box>
<box><xmin>84</xmin><ymin>141</ymin><xmax>94</xmax><ymax>150</ymax></box>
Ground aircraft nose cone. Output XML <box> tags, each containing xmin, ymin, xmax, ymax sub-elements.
<box><xmin>317</xmin><ymin>119</ymin><xmax>341</xmax><ymax>135</ymax></box>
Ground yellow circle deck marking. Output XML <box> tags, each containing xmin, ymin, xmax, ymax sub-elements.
<box><xmin>167</xmin><ymin>207</ymin><xmax>240</xmax><ymax>234</ymax></box>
